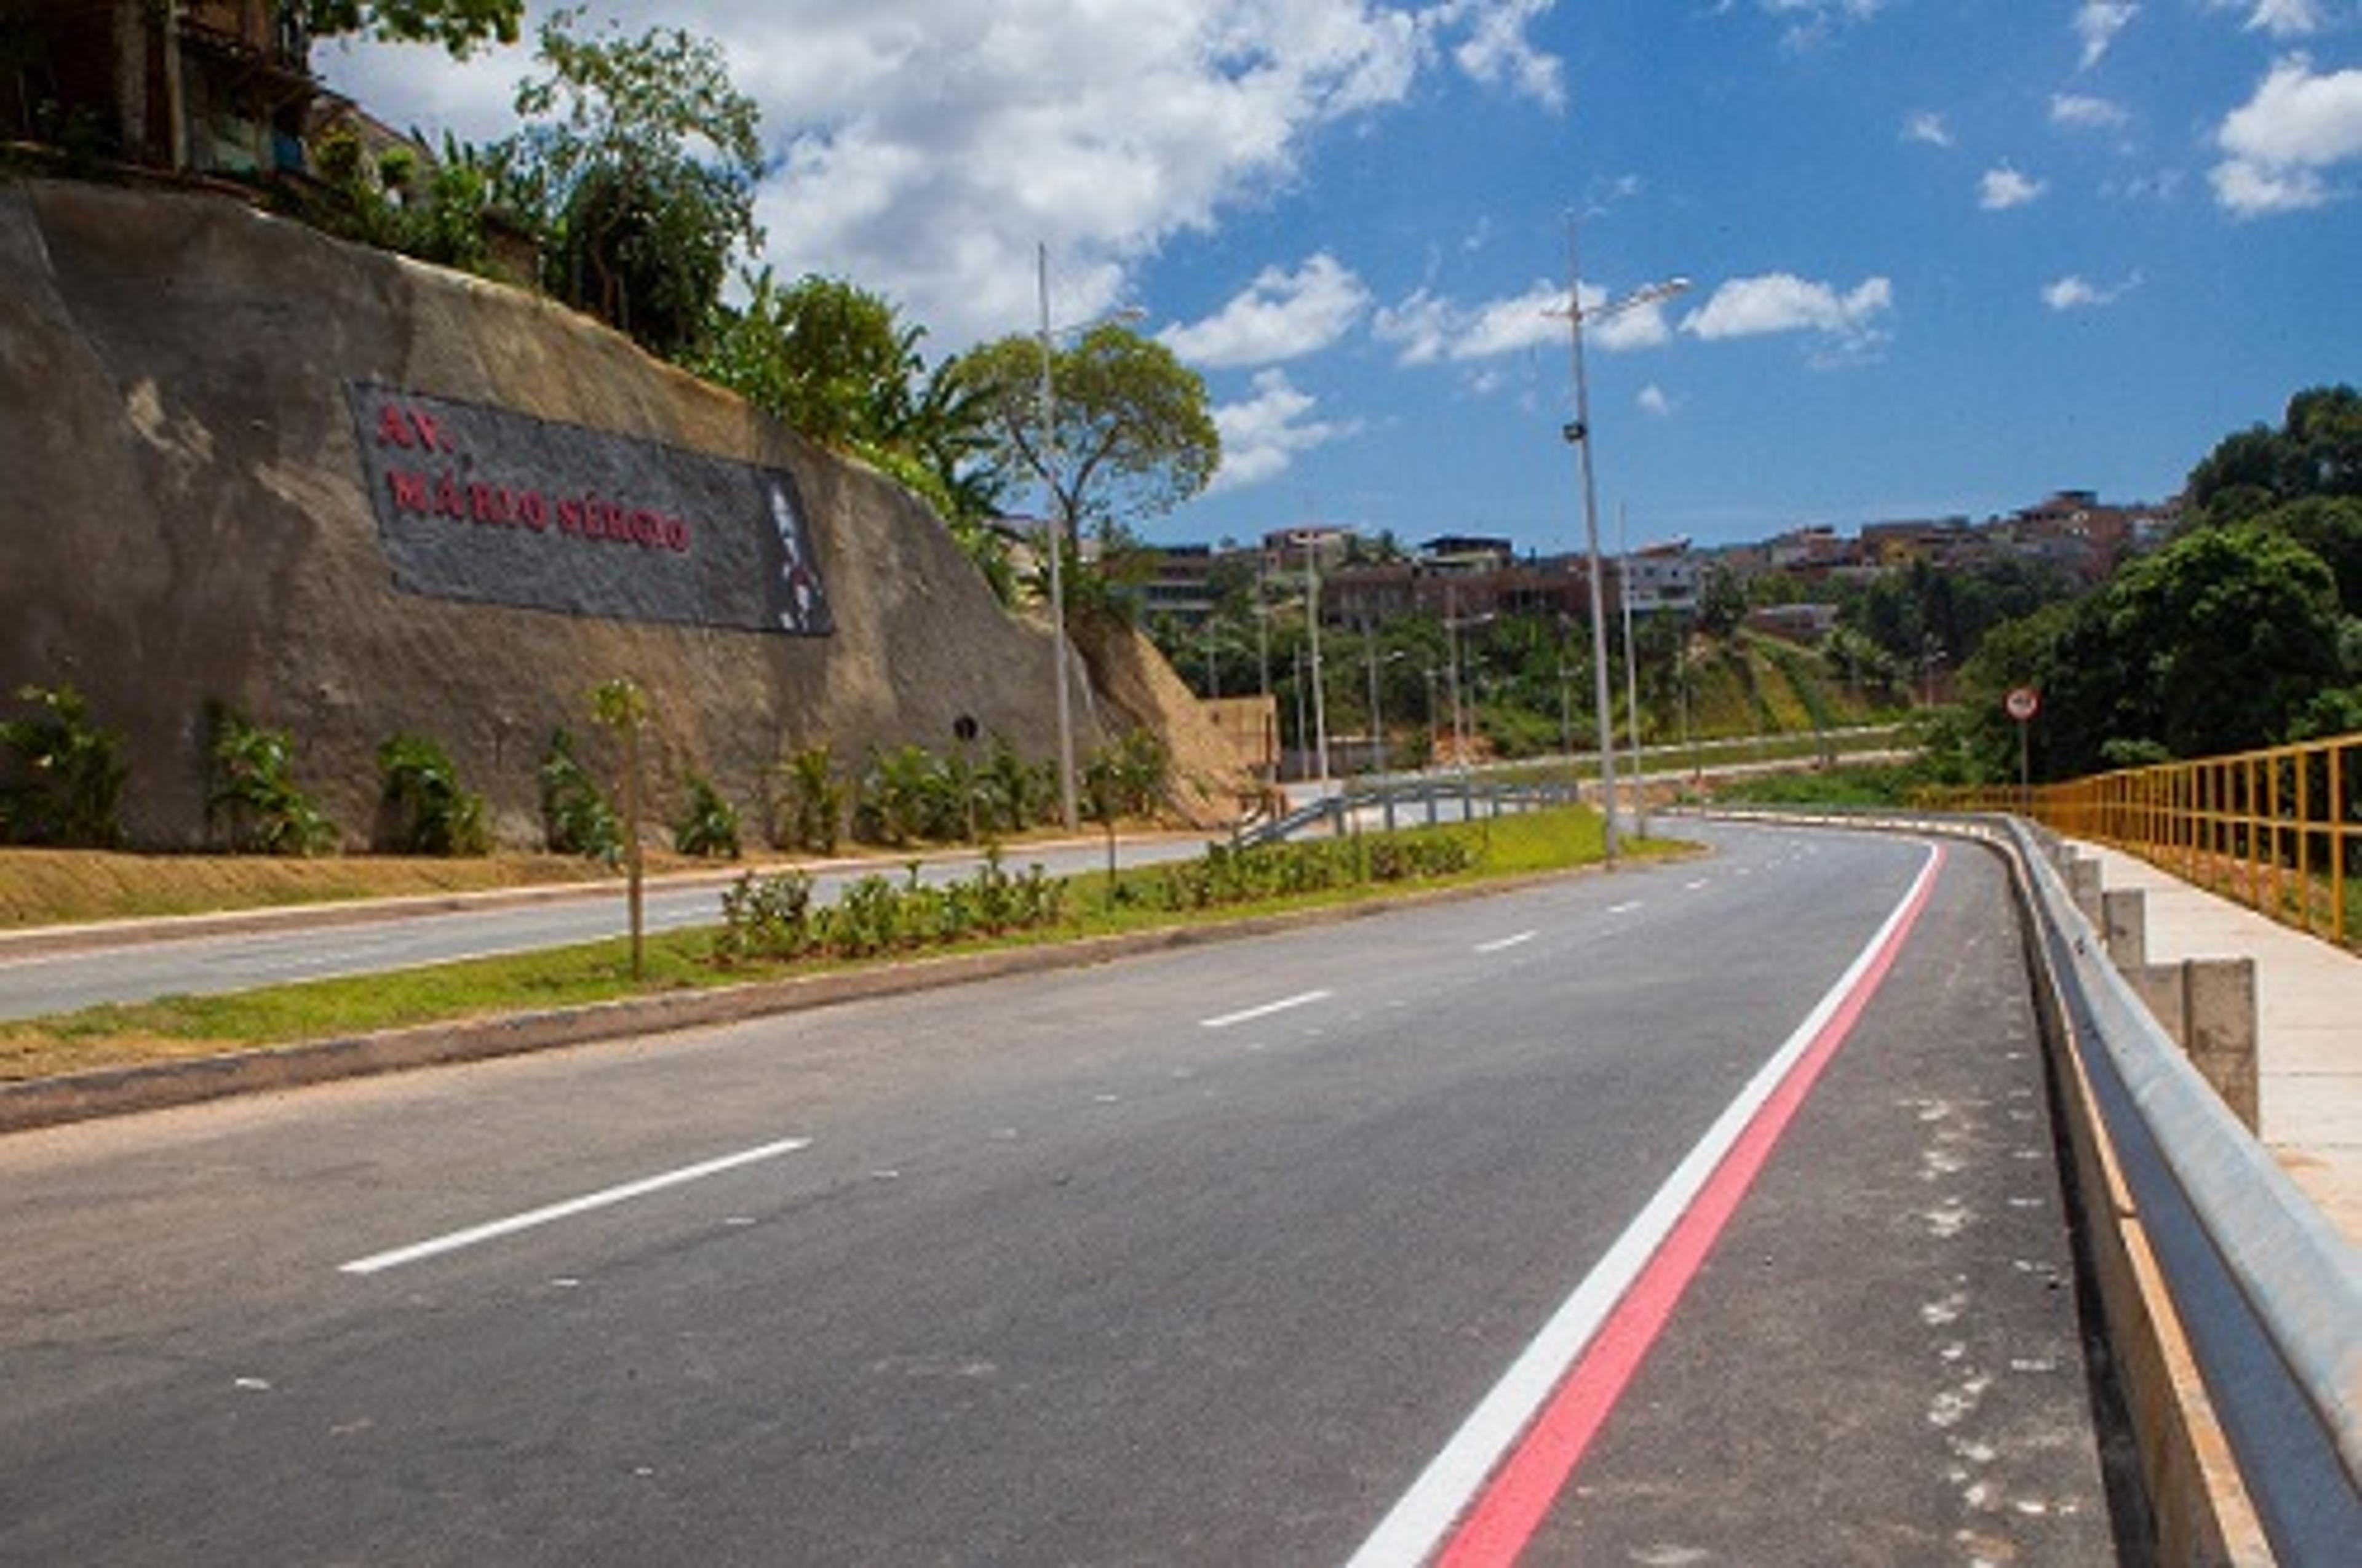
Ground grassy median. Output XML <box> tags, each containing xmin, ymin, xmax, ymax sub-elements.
<box><xmin>0</xmin><ymin>809</ymin><xmax>1685</xmax><ymax>1084</ymax></box>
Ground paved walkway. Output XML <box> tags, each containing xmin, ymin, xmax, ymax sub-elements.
<box><xmin>2070</xmin><ymin>840</ymin><xmax>2362</xmax><ymax>1247</ymax></box>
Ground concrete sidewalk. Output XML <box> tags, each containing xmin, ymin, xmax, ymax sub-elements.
<box><xmin>2070</xmin><ymin>839</ymin><xmax>2362</xmax><ymax>1247</ymax></box>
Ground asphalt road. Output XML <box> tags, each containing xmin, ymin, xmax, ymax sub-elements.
<box><xmin>0</xmin><ymin>835</ymin><xmax>1213</xmax><ymax>1022</ymax></box>
<box><xmin>0</xmin><ymin>822</ymin><xmax>2130</xmax><ymax>1563</ymax></box>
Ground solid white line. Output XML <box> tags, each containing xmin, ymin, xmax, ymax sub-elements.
<box><xmin>1199</xmin><ymin>989</ymin><xmax>1334</xmax><ymax>1030</ymax></box>
<box><xmin>1474</xmin><ymin>931</ymin><xmax>1538</xmax><ymax>953</ymax></box>
<box><xmin>1346</xmin><ymin>843</ymin><xmax>1941</xmax><ymax>1567</ymax></box>
<box><xmin>338</xmin><ymin>1137</ymin><xmax>813</xmax><ymax>1275</ymax></box>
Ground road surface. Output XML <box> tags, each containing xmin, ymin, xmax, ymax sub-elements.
<box><xmin>0</xmin><ymin>822</ymin><xmax>2130</xmax><ymax>1562</ymax></box>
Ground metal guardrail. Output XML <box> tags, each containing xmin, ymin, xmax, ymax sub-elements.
<box><xmin>1926</xmin><ymin>731</ymin><xmax>2361</xmax><ymax>950</ymax></box>
<box><xmin>1232</xmin><ymin>776</ymin><xmax>1585</xmax><ymax>849</ymax></box>
<box><xmin>1706</xmin><ymin>804</ymin><xmax>2362</xmax><ymax>1557</ymax></box>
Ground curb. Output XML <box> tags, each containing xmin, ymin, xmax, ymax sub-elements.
<box><xmin>0</xmin><ymin>862</ymin><xmax>1607</xmax><ymax>1136</ymax></box>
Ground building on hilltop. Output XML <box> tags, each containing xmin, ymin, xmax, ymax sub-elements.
<box><xmin>1620</xmin><ymin>538</ymin><xmax>1701</xmax><ymax>615</ymax></box>
<box><xmin>8</xmin><ymin>1</ymin><xmax>321</xmax><ymax>179</ymax></box>
<box><xmin>2006</xmin><ymin>490</ymin><xmax>2179</xmax><ymax>583</ymax></box>
<box><xmin>1418</xmin><ymin>535</ymin><xmax>1517</xmax><ymax>573</ymax></box>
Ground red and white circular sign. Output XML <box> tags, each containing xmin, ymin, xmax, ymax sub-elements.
<box><xmin>2005</xmin><ymin>686</ymin><xmax>2040</xmax><ymax>722</ymax></box>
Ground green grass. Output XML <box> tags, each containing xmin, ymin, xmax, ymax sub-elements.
<box><xmin>1</xmin><ymin>809</ymin><xmax>1683</xmax><ymax>1080</ymax></box>
<box><xmin>1711</xmin><ymin>761</ymin><xmax>1928</xmax><ymax>808</ymax></box>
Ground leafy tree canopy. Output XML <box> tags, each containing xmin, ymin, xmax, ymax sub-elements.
<box><xmin>953</xmin><ymin>324</ymin><xmax>1220</xmax><ymax>541</ymax></box>
<box><xmin>501</xmin><ymin>9</ymin><xmax>763</xmax><ymax>357</ymax></box>
<box><xmin>290</xmin><ymin>0</ymin><xmax>523</xmax><ymax>56</ymax></box>
<box><xmin>1953</xmin><ymin>525</ymin><xmax>2346</xmax><ymax>781</ymax></box>
<box><xmin>694</xmin><ymin>271</ymin><xmax>1012</xmax><ymax>593</ymax></box>
<box><xmin>2186</xmin><ymin>383</ymin><xmax>2362</xmax><ymax>531</ymax></box>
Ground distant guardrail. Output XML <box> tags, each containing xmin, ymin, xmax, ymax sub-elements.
<box><xmin>1924</xmin><ymin>731</ymin><xmax>2362</xmax><ymax>951</ymax></box>
<box><xmin>1233</xmin><ymin>775</ymin><xmax>1585</xmax><ymax>848</ymax></box>
<box><xmin>1706</xmin><ymin>803</ymin><xmax>2362</xmax><ymax>1559</ymax></box>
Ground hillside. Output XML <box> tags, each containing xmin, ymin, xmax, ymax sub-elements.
<box><xmin>0</xmin><ymin>177</ymin><xmax>1243</xmax><ymax>848</ymax></box>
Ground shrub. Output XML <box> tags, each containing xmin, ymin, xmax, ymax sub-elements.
<box><xmin>772</xmin><ymin>744</ymin><xmax>847</xmax><ymax>854</ymax></box>
<box><xmin>539</xmin><ymin>727</ymin><xmax>621</xmax><ymax>861</ymax></box>
<box><xmin>674</xmin><ymin>771</ymin><xmax>742</xmax><ymax>859</ymax></box>
<box><xmin>1082</xmin><ymin>730</ymin><xmax>1169</xmax><ymax>825</ymax></box>
<box><xmin>715</xmin><ymin>866</ymin><xmax>817</xmax><ymax>963</ymax></box>
<box><xmin>714</xmin><ymin>850</ymin><xmax>1068</xmax><ymax>967</ymax></box>
<box><xmin>376</xmin><ymin>733</ymin><xmax>491</xmax><ymax>856</ymax></box>
<box><xmin>0</xmin><ymin>683</ymin><xmax>127</xmax><ymax>848</ymax></box>
<box><xmin>982</xmin><ymin>737</ymin><xmax>1054</xmax><ymax>834</ymax></box>
<box><xmin>207</xmin><ymin>707</ymin><xmax>338</xmax><ymax>856</ymax></box>
<box><xmin>855</xmin><ymin>744</ymin><xmax>965</xmax><ymax>846</ymax></box>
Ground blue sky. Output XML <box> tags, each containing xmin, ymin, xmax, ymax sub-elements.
<box><xmin>317</xmin><ymin>1</ymin><xmax>2362</xmax><ymax>556</ymax></box>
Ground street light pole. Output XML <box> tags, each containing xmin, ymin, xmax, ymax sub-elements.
<box><xmin>1036</xmin><ymin>242</ymin><xmax>1078</xmax><ymax>832</ymax></box>
<box><xmin>1555</xmin><ymin>218</ymin><xmax>1687</xmax><ymax>867</ymax></box>
<box><xmin>1619</xmin><ymin>504</ymin><xmax>1648</xmax><ymax>840</ymax></box>
<box><xmin>1305</xmin><ymin>544</ymin><xmax>1331</xmax><ymax>785</ymax></box>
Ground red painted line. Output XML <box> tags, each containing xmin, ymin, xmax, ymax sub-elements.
<box><xmin>1436</xmin><ymin>846</ymin><xmax>1946</xmax><ymax>1567</ymax></box>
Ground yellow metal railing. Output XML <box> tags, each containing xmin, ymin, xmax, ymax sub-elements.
<box><xmin>1924</xmin><ymin>732</ymin><xmax>2361</xmax><ymax>950</ymax></box>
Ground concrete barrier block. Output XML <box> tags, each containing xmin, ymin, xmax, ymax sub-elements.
<box><xmin>2104</xmin><ymin>888</ymin><xmax>2148</xmax><ymax>971</ymax></box>
<box><xmin>2129</xmin><ymin>964</ymin><xmax>2188</xmax><ymax>1051</ymax></box>
<box><xmin>2123</xmin><ymin>958</ymin><xmax>2260</xmax><ymax>1135</ymax></box>
<box><xmin>2069</xmin><ymin>855</ymin><xmax>2105</xmax><ymax>927</ymax></box>
<box><xmin>2186</xmin><ymin>958</ymin><xmax>2259</xmax><ymax>1134</ymax></box>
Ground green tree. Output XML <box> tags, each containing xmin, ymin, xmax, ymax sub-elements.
<box><xmin>590</xmin><ymin>677</ymin><xmax>651</xmax><ymax>979</ymax></box>
<box><xmin>290</xmin><ymin>1</ymin><xmax>524</xmax><ymax>55</ymax></box>
<box><xmin>503</xmin><ymin>10</ymin><xmax>763</xmax><ymax>357</ymax></box>
<box><xmin>1974</xmin><ymin>528</ymin><xmax>2347</xmax><ymax>781</ymax></box>
<box><xmin>953</xmin><ymin>324</ymin><xmax>1220</xmax><ymax>544</ymax></box>
<box><xmin>2188</xmin><ymin>384</ymin><xmax>2362</xmax><ymax>531</ymax></box>
<box><xmin>2251</xmin><ymin>495</ymin><xmax>2362</xmax><ymax>611</ymax></box>
<box><xmin>693</xmin><ymin>272</ymin><xmax>1012</xmax><ymax>589</ymax></box>
<box><xmin>695</xmin><ymin>272</ymin><xmax>918</xmax><ymax>450</ymax></box>
<box><xmin>1696</xmin><ymin>562</ymin><xmax>1748</xmax><ymax>639</ymax></box>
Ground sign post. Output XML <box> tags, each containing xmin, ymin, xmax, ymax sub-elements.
<box><xmin>2005</xmin><ymin>686</ymin><xmax>2040</xmax><ymax>817</ymax></box>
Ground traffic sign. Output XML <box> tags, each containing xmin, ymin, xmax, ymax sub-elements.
<box><xmin>2005</xmin><ymin>687</ymin><xmax>2040</xmax><ymax>723</ymax></box>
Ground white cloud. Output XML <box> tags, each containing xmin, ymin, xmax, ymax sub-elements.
<box><xmin>2211</xmin><ymin>54</ymin><xmax>2362</xmax><ymax>216</ymax></box>
<box><xmin>1750</xmin><ymin>0</ymin><xmax>1889</xmax><ymax>50</ymax></box>
<box><xmin>1903</xmin><ymin>111</ymin><xmax>1954</xmax><ymax>148</ymax></box>
<box><xmin>2209</xmin><ymin>1</ymin><xmax>2328</xmax><ymax>39</ymax></box>
<box><xmin>1208</xmin><ymin>370</ymin><xmax>1361</xmax><ymax>491</ymax></box>
<box><xmin>2074</xmin><ymin>3</ymin><xmax>2139</xmax><ymax>70</ymax></box>
<box><xmin>316</xmin><ymin>1</ymin><xmax>1569</xmax><ymax>349</ymax></box>
<box><xmin>1979</xmin><ymin>164</ymin><xmax>2049</xmax><ymax>209</ymax></box>
<box><xmin>2051</xmin><ymin>94</ymin><xmax>2130</xmax><ymax>132</ymax></box>
<box><xmin>1372</xmin><ymin>278</ymin><xmax>1679</xmax><ymax>366</ymax></box>
<box><xmin>1445</xmin><ymin>0</ymin><xmax>1567</xmax><ymax>111</ymax></box>
<box><xmin>1637</xmin><ymin>384</ymin><xmax>1672</xmax><ymax>416</ymax></box>
<box><xmin>1679</xmin><ymin>273</ymin><xmax>1893</xmax><ymax>357</ymax></box>
<box><xmin>1161</xmin><ymin>254</ymin><xmax>1372</xmax><ymax>369</ymax></box>
<box><xmin>2042</xmin><ymin>271</ymin><xmax>2142</xmax><ymax>310</ymax></box>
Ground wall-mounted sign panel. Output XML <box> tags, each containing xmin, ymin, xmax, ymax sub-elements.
<box><xmin>345</xmin><ymin>383</ymin><xmax>832</xmax><ymax>635</ymax></box>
